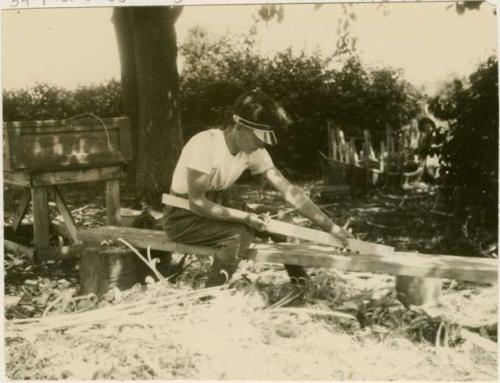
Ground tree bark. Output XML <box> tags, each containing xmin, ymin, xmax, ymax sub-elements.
<box><xmin>113</xmin><ymin>6</ymin><xmax>183</xmax><ymax>206</ymax></box>
<box><xmin>112</xmin><ymin>7</ymin><xmax>139</xmax><ymax>192</ymax></box>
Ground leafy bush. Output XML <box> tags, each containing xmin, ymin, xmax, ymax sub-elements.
<box><xmin>3</xmin><ymin>80</ymin><xmax>123</xmax><ymax>121</ymax></box>
<box><xmin>429</xmin><ymin>56</ymin><xmax>498</xmax><ymax>232</ymax></box>
<box><xmin>179</xmin><ymin>27</ymin><xmax>421</xmax><ymax>177</ymax></box>
<box><xmin>3</xmin><ymin>28</ymin><xmax>421</xmax><ymax>179</ymax></box>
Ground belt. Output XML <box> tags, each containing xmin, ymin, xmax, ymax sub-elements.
<box><xmin>170</xmin><ymin>190</ymin><xmax>188</xmax><ymax>198</ymax></box>
<box><xmin>169</xmin><ymin>190</ymin><xmax>225</xmax><ymax>201</ymax></box>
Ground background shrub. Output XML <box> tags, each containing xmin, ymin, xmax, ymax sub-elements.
<box><xmin>429</xmin><ymin>56</ymin><xmax>498</xmax><ymax>231</ymax></box>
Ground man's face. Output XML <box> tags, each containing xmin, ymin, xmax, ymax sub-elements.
<box><xmin>237</xmin><ymin>126</ymin><xmax>266</xmax><ymax>153</ymax></box>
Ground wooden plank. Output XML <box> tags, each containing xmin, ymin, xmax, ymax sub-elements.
<box><xmin>12</xmin><ymin>189</ymin><xmax>32</xmax><ymax>234</ymax></box>
<box><xmin>78</xmin><ymin>227</ymin><xmax>498</xmax><ymax>283</ymax></box>
<box><xmin>53</xmin><ymin>186</ymin><xmax>81</xmax><ymax>244</ymax></box>
<box><xmin>31</xmin><ymin>165</ymin><xmax>124</xmax><ymax>187</ymax></box>
<box><xmin>3</xmin><ymin>171</ymin><xmax>30</xmax><ymax>187</ymax></box>
<box><xmin>31</xmin><ymin>186</ymin><xmax>51</xmax><ymax>262</ymax></box>
<box><xmin>78</xmin><ymin>226</ymin><xmax>222</xmax><ymax>257</ymax></box>
<box><xmin>250</xmin><ymin>243</ymin><xmax>498</xmax><ymax>284</ymax></box>
<box><xmin>162</xmin><ymin>194</ymin><xmax>394</xmax><ymax>256</ymax></box>
<box><xmin>106</xmin><ymin>179</ymin><xmax>121</xmax><ymax>225</ymax></box>
<box><xmin>4</xmin><ymin>239</ymin><xmax>34</xmax><ymax>261</ymax></box>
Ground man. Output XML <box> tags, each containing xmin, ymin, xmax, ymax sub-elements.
<box><xmin>164</xmin><ymin>90</ymin><xmax>352</xmax><ymax>287</ymax></box>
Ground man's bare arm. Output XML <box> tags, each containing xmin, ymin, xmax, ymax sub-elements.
<box><xmin>187</xmin><ymin>168</ymin><xmax>267</xmax><ymax>230</ymax></box>
<box><xmin>263</xmin><ymin>167</ymin><xmax>352</xmax><ymax>244</ymax></box>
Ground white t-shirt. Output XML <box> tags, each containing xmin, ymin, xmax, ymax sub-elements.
<box><xmin>170</xmin><ymin>128</ymin><xmax>274</xmax><ymax>194</ymax></box>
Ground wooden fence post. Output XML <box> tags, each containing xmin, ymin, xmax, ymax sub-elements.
<box><xmin>363</xmin><ymin>130</ymin><xmax>371</xmax><ymax>189</ymax></box>
<box><xmin>327</xmin><ymin>120</ymin><xmax>335</xmax><ymax>159</ymax></box>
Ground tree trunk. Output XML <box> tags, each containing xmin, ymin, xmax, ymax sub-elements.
<box><xmin>113</xmin><ymin>6</ymin><xmax>183</xmax><ymax>206</ymax></box>
<box><xmin>112</xmin><ymin>8</ymin><xmax>139</xmax><ymax>193</ymax></box>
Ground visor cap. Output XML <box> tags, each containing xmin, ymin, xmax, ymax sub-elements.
<box><xmin>233</xmin><ymin>90</ymin><xmax>291</xmax><ymax>134</ymax></box>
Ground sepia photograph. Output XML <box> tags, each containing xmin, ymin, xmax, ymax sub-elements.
<box><xmin>2</xmin><ymin>0</ymin><xmax>498</xmax><ymax>380</ymax></box>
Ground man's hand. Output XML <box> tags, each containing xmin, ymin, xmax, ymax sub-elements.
<box><xmin>329</xmin><ymin>226</ymin><xmax>354</xmax><ymax>248</ymax></box>
<box><xmin>244</xmin><ymin>213</ymin><xmax>270</xmax><ymax>232</ymax></box>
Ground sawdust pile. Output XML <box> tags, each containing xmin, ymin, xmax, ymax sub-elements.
<box><xmin>5</xmin><ymin>276</ymin><xmax>497</xmax><ymax>381</ymax></box>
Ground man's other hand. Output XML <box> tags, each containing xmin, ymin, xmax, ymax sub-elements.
<box><xmin>329</xmin><ymin>226</ymin><xmax>353</xmax><ymax>248</ymax></box>
<box><xmin>244</xmin><ymin>213</ymin><xmax>269</xmax><ymax>231</ymax></box>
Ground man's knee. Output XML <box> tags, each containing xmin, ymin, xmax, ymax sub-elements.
<box><xmin>235</xmin><ymin>224</ymin><xmax>255</xmax><ymax>249</ymax></box>
<box><xmin>217</xmin><ymin>224</ymin><xmax>254</xmax><ymax>263</ymax></box>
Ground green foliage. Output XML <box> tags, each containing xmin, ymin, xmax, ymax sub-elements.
<box><xmin>454</xmin><ymin>1</ymin><xmax>484</xmax><ymax>15</ymax></box>
<box><xmin>429</xmin><ymin>56</ymin><xmax>498</xmax><ymax>230</ymax></box>
<box><xmin>257</xmin><ymin>4</ymin><xmax>285</xmax><ymax>23</ymax></box>
<box><xmin>3</xmin><ymin>80</ymin><xmax>123</xmax><ymax>121</ymax></box>
<box><xmin>3</xmin><ymin>28</ymin><xmax>422</xmax><ymax>179</ymax></box>
<box><xmin>3</xmin><ymin>84</ymin><xmax>73</xmax><ymax>121</ymax></box>
<box><xmin>179</xmin><ymin>28</ymin><xmax>421</xmax><ymax>177</ymax></box>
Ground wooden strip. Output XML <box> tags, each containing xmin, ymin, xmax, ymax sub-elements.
<box><xmin>31</xmin><ymin>187</ymin><xmax>51</xmax><ymax>262</ymax></box>
<box><xmin>460</xmin><ymin>329</ymin><xmax>498</xmax><ymax>353</ymax></box>
<box><xmin>31</xmin><ymin>166</ymin><xmax>124</xmax><ymax>187</ymax></box>
<box><xmin>106</xmin><ymin>180</ymin><xmax>121</xmax><ymax>225</ymax></box>
<box><xmin>3</xmin><ymin>171</ymin><xmax>30</xmax><ymax>187</ymax></box>
<box><xmin>4</xmin><ymin>239</ymin><xmax>34</xmax><ymax>261</ymax></box>
<box><xmin>162</xmin><ymin>194</ymin><xmax>394</xmax><ymax>256</ymax></box>
<box><xmin>12</xmin><ymin>189</ymin><xmax>32</xmax><ymax>234</ymax></box>
<box><xmin>78</xmin><ymin>226</ymin><xmax>222</xmax><ymax>257</ymax></box>
<box><xmin>250</xmin><ymin>243</ymin><xmax>498</xmax><ymax>284</ymax></box>
<box><xmin>53</xmin><ymin>186</ymin><xmax>81</xmax><ymax>244</ymax></box>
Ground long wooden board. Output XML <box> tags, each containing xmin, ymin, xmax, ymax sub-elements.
<box><xmin>78</xmin><ymin>226</ymin><xmax>497</xmax><ymax>283</ymax></box>
<box><xmin>79</xmin><ymin>226</ymin><xmax>223</xmax><ymax>257</ymax></box>
<box><xmin>251</xmin><ymin>243</ymin><xmax>498</xmax><ymax>284</ymax></box>
<box><xmin>161</xmin><ymin>194</ymin><xmax>394</xmax><ymax>256</ymax></box>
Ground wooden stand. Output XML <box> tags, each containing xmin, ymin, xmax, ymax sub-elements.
<box><xmin>5</xmin><ymin>165</ymin><xmax>124</xmax><ymax>262</ymax></box>
<box><xmin>395</xmin><ymin>276</ymin><xmax>443</xmax><ymax>307</ymax></box>
<box><xmin>80</xmin><ymin>246</ymin><xmax>148</xmax><ymax>298</ymax></box>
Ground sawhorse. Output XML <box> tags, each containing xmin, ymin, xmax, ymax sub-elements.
<box><xmin>5</xmin><ymin>164</ymin><xmax>124</xmax><ymax>262</ymax></box>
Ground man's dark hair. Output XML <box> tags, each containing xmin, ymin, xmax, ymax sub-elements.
<box><xmin>232</xmin><ymin>90</ymin><xmax>291</xmax><ymax>131</ymax></box>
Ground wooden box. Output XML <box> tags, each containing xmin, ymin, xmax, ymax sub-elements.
<box><xmin>3</xmin><ymin>116</ymin><xmax>131</xmax><ymax>171</ymax></box>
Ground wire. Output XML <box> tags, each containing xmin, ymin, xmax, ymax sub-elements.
<box><xmin>66</xmin><ymin>113</ymin><xmax>113</xmax><ymax>152</ymax></box>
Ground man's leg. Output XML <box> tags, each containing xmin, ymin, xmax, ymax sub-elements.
<box><xmin>245</xmin><ymin>205</ymin><xmax>310</xmax><ymax>286</ymax></box>
<box><xmin>164</xmin><ymin>206</ymin><xmax>254</xmax><ymax>286</ymax></box>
